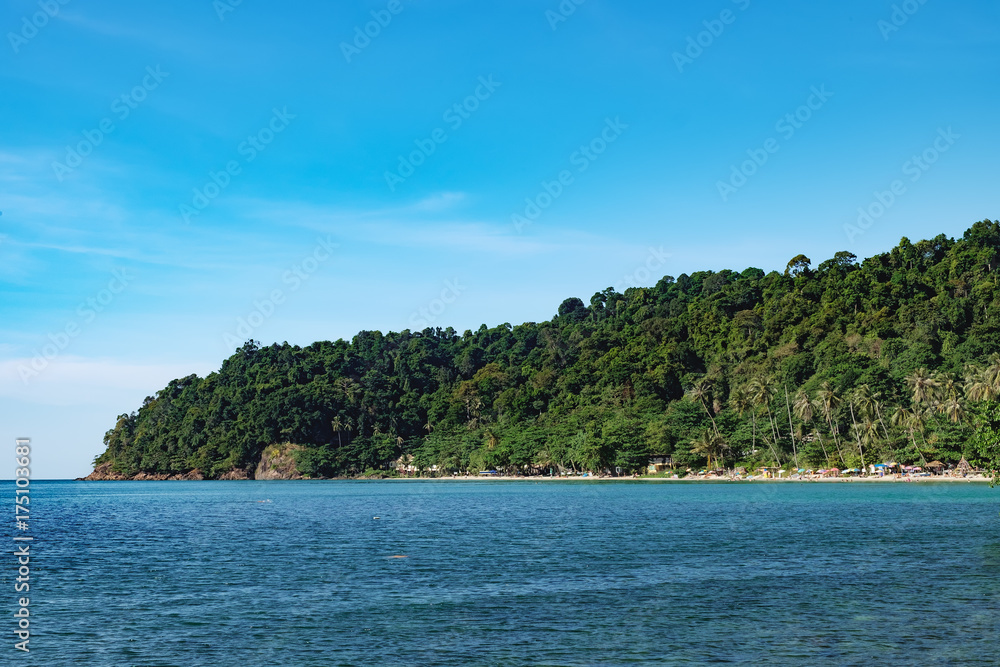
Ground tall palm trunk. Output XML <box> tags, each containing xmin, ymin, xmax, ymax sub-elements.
<box><xmin>814</xmin><ymin>429</ymin><xmax>830</xmax><ymax>465</ymax></box>
<box><xmin>700</xmin><ymin>398</ymin><xmax>721</xmax><ymax>438</ymax></box>
<box><xmin>914</xmin><ymin>424</ymin><xmax>931</xmax><ymax>466</ymax></box>
<box><xmin>760</xmin><ymin>402</ymin><xmax>780</xmax><ymax>450</ymax></box>
<box><xmin>874</xmin><ymin>402</ymin><xmax>891</xmax><ymax>441</ymax></box>
<box><xmin>762</xmin><ymin>435</ymin><xmax>782</xmax><ymax>467</ymax></box>
<box><xmin>758</xmin><ymin>409</ymin><xmax>782</xmax><ymax>466</ymax></box>
<box><xmin>872</xmin><ymin>401</ymin><xmax>902</xmax><ymax>466</ymax></box>
<box><xmin>824</xmin><ymin>410</ymin><xmax>846</xmax><ymax>466</ymax></box>
<box><xmin>784</xmin><ymin>385</ymin><xmax>798</xmax><ymax>469</ymax></box>
<box><xmin>906</xmin><ymin>426</ymin><xmax>928</xmax><ymax>466</ymax></box>
<box><xmin>849</xmin><ymin>403</ymin><xmax>865</xmax><ymax>468</ymax></box>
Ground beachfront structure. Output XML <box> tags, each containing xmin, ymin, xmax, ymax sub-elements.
<box><xmin>956</xmin><ymin>457</ymin><xmax>973</xmax><ymax>475</ymax></box>
<box><xmin>648</xmin><ymin>455</ymin><xmax>672</xmax><ymax>473</ymax></box>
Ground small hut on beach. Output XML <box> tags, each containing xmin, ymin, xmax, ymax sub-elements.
<box><xmin>955</xmin><ymin>457</ymin><xmax>972</xmax><ymax>475</ymax></box>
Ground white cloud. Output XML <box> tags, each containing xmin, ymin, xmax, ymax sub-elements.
<box><xmin>412</xmin><ymin>191</ymin><xmax>467</xmax><ymax>211</ymax></box>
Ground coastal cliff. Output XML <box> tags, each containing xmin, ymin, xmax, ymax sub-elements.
<box><xmin>82</xmin><ymin>463</ymin><xmax>206</xmax><ymax>480</ymax></box>
<box><xmin>254</xmin><ymin>443</ymin><xmax>306</xmax><ymax>480</ymax></box>
<box><xmin>83</xmin><ymin>462</ymin><xmax>253</xmax><ymax>481</ymax></box>
<box><xmin>83</xmin><ymin>443</ymin><xmax>306</xmax><ymax>480</ymax></box>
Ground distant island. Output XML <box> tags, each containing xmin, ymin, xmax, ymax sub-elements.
<box><xmin>87</xmin><ymin>221</ymin><xmax>1000</xmax><ymax>482</ymax></box>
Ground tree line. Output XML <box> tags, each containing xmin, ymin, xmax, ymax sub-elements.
<box><xmin>94</xmin><ymin>221</ymin><xmax>1000</xmax><ymax>479</ymax></box>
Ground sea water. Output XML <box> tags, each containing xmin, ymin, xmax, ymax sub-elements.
<box><xmin>3</xmin><ymin>480</ymin><xmax>999</xmax><ymax>665</ymax></box>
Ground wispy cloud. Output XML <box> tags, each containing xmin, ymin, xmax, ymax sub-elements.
<box><xmin>412</xmin><ymin>191</ymin><xmax>467</xmax><ymax>211</ymax></box>
<box><xmin>202</xmin><ymin>195</ymin><xmax>666</xmax><ymax>261</ymax></box>
<box><xmin>55</xmin><ymin>12</ymin><xmax>143</xmax><ymax>39</ymax></box>
<box><xmin>54</xmin><ymin>11</ymin><xmax>205</xmax><ymax>58</ymax></box>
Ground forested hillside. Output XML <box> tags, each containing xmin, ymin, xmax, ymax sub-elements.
<box><xmin>93</xmin><ymin>221</ymin><xmax>1000</xmax><ymax>478</ymax></box>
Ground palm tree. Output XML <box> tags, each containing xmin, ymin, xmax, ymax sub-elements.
<box><xmin>748</xmin><ymin>377</ymin><xmax>782</xmax><ymax>463</ymax></box>
<box><xmin>855</xmin><ymin>384</ymin><xmax>902</xmax><ymax>463</ymax></box>
<box><xmin>730</xmin><ymin>386</ymin><xmax>756</xmax><ymax>454</ymax></box>
<box><xmin>847</xmin><ymin>395</ymin><xmax>866</xmax><ymax>469</ymax></box>
<box><xmin>535</xmin><ymin>448</ymin><xmax>557</xmax><ymax>475</ymax></box>
<box><xmin>794</xmin><ymin>389</ymin><xmax>829</xmax><ymax>463</ymax></box>
<box><xmin>941</xmin><ymin>397</ymin><xmax>965</xmax><ymax>424</ymax></box>
<box><xmin>907</xmin><ymin>368</ymin><xmax>939</xmax><ymax>407</ymax></box>
<box><xmin>873</xmin><ymin>396</ymin><xmax>893</xmax><ymax>442</ymax></box>
<box><xmin>890</xmin><ymin>406</ymin><xmax>927</xmax><ymax>466</ymax></box>
<box><xmin>937</xmin><ymin>372</ymin><xmax>960</xmax><ymax>402</ymax></box>
<box><xmin>853</xmin><ymin>384</ymin><xmax>892</xmax><ymax>440</ymax></box>
<box><xmin>690</xmin><ymin>430</ymin><xmax>726</xmax><ymax>469</ymax></box>
<box><xmin>852</xmin><ymin>384</ymin><xmax>875</xmax><ymax>422</ymax></box>
<box><xmin>964</xmin><ymin>366</ymin><xmax>995</xmax><ymax>403</ymax></box>
<box><xmin>335</xmin><ymin>377</ymin><xmax>358</xmax><ymax>405</ymax></box>
<box><xmin>783</xmin><ymin>384</ymin><xmax>799</xmax><ymax>469</ymax></box>
<box><xmin>793</xmin><ymin>388</ymin><xmax>814</xmax><ymax>422</ymax></box>
<box><xmin>753</xmin><ymin>379</ymin><xmax>780</xmax><ymax>442</ymax></box>
<box><xmin>690</xmin><ymin>380</ymin><xmax>721</xmax><ymax>437</ymax></box>
<box><xmin>815</xmin><ymin>382</ymin><xmax>846</xmax><ymax>466</ymax></box>
<box><xmin>984</xmin><ymin>353</ymin><xmax>1000</xmax><ymax>395</ymax></box>
<box><xmin>857</xmin><ymin>419</ymin><xmax>880</xmax><ymax>465</ymax></box>
<box><xmin>484</xmin><ymin>428</ymin><xmax>499</xmax><ymax>451</ymax></box>
<box><xmin>331</xmin><ymin>417</ymin><xmax>343</xmax><ymax>447</ymax></box>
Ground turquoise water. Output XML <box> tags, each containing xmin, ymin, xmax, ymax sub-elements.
<box><xmin>4</xmin><ymin>480</ymin><xmax>1000</xmax><ymax>665</ymax></box>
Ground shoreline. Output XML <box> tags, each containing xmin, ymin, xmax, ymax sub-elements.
<box><xmin>73</xmin><ymin>474</ymin><xmax>995</xmax><ymax>483</ymax></box>
<box><xmin>385</xmin><ymin>475</ymin><xmax>994</xmax><ymax>483</ymax></box>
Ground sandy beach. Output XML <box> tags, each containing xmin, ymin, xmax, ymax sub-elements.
<box><xmin>390</xmin><ymin>474</ymin><xmax>995</xmax><ymax>483</ymax></box>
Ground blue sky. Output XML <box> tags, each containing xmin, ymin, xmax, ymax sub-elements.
<box><xmin>1</xmin><ymin>0</ymin><xmax>998</xmax><ymax>478</ymax></box>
